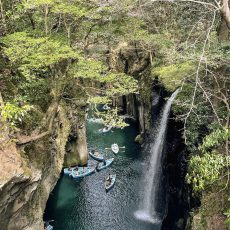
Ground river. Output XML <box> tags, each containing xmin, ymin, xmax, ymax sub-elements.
<box><xmin>44</xmin><ymin>117</ymin><xmax>162</xmax><ymax>230</ymax></box>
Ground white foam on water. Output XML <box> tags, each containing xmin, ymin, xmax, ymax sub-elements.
<box><xmin>134</xmin><ymin>210</ymin><xmax>161</xmax><ymax>224</ymax></box>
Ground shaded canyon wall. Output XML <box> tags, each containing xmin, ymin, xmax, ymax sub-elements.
<box><xmin>0</xmin><ymin>86</ymin><xmax>88</xmax><ymax>229</ymax></box>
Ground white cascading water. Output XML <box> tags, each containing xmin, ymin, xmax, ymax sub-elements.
<box><xmin>135</xmin><ymin>89</ymin><xmax>180</xmax><ymax>224</ymax></box>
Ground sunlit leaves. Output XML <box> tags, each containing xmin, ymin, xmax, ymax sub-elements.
<box><xmin>22</xmin><ymin>0</ymin><xmax>90</xmax><ymax>18</ymax></box>
<box><xmin>72</xmin><ymin>58</ymin><xmax>138</xmax><ymax>97</ymax></box>
<box><xmin>95</xmin><ymin>107</ymin><xmax>128</xmax><ymax>128</ymax></box>
<box><xmin>199</xmin><ymin>128</ymin><xmax>230</xmax><ymax>154</ymax></box>
<box><xmin>72</xmin><ymin>58</ymin><xmax>105</xmax><ymax>80</ymax></box>
<box><xmin>51</xmin><ymin>2</ymin><xmax>89</xmax><ymax>18</ymax></box>
<box><xmin>88</xmin><ymin>96</ymin><xmax>111</xmax><ymax>105</ymax></box>
<box><xmin>0</xmin><ymin>102</ymin><xmax>32</xmax><ymax>127</ymax></box>
<box><xmin>153</xmin><ymin>61</ymin><xmax>196</xmax><ymax>91</ymax></box>
<box><xmin>186</xmin><ymin>153</ymin><xmax>230</xmax><ymax>192</ymax></box>
<box><xmin>104</xmin><ymin>73</ymin><xmax>138</xmax><ymax>96</ymax></box>
<box><xmin>1</xmin><ymin>32</ymin><xmax>78</xmax><ymax>77</ymax></box>
<box><xmin>22</xmin><ymin>0</ymin><xmax>55</xmax><ymax>9</ymax></box>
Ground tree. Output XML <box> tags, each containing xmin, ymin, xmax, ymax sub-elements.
<box><xmin>0</xmin><ymin>0</ymin><xmax>147</xmax><ymax>138</ymax></box>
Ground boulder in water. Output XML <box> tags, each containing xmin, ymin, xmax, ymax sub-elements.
<box><xmin>135</xmin><ymin>134</ymin><xmax>144</xmax><ymax>144</ymax></box>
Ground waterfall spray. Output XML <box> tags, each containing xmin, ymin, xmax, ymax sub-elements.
<box><xmin>134</xmin><ymin>89</ymin><xmax>180</xmax><ymax>224</ymax></box>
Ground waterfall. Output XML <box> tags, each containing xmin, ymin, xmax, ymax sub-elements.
<box><xmin>135</xmin><ymin>89</ymin><xmax>180</xmax><ymax>224</ymax></box>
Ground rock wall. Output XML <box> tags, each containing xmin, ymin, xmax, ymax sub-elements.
<box><xmin>186</xmin><ymin>177</ymin><xmax>230</xmax><ymax>230</ymax></box>
<box><xmin>162</xmin><ymin>116</ymin><xmax>190</xmax><ymax>230</ymax></box>
<box><xmin>0</xmin><ymin>98</ymin><xmax>88</xmax><ymax>229</ymax></box>
<box><xmin>107</xmin><ymin>42</ymin><xmax>153</xmax><ymax>135</ymax></box>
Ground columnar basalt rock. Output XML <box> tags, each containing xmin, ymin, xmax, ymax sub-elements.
<box><xmin>107</xmin><ymin>42</ymin><xmax>152</xmax><ymax>134</ymax></box>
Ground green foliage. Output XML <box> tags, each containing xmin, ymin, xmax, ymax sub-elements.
<box><xmin>186</xmin><ymin>128</ymin><xmax>230</xmax><ymax>193</ymax></box>
<box><xmin>199</xmin><ymin>128</ymin><xmax>230</xmax><ymax>154</ymax></box>
<box><xmin>21</xmin><ymin>0</ymin><xmax>90</xmax><ymax>19</ymax></box>
<box><xmin>51</xmin><ymin>2</ymin><xmax>89</xmax><ymax>18</ymax></box>
<box><xmin>72</xmin><ymin>58</ymin><xmax>138</xmax><ymax>97</ymax></box>
<box><xmin>186</xmin><ymin>152</ymin><xmax>230</xmax><ymax>192</ymax></box>
<box><xmin>22</xmin><ymin>0</ymin><xmax>89</xmax><ymax>18</ymax></box>
<box><xmin>0</xmin><ymin>102</ymin><xmax>32</xmax><ymax>128</ymax></box>
<box><xmin>22</xmin><ymin>0</ymin><xmax>55</xmax><ymax>8</ymax></box>
<box><xmin>88</xmin><ymin>96</ymin><xmax>111</xmax><ymax>105</ymax></box>
<box><xmin>153</xmin><ymin>61</ymin><xmax>196</xmax><ymax>91</ymax></box>
<box><xmin>1</xmin><ymin>32</ymin><xmax>78</xmax><ymax>78</ymax></box>
<box><xmin>72</xmin><ymin>59</ymin><xmax>106</xmax><ymax>80</ymax></box>
<box><xmin>95</xmin><ymin>107</ymin><xmax>128</xmax><ymax>128</ymax></box>
<box><xmin>104</xmin><ymin>73</ymin><xmax>138</xmax><ymax>96</ymax></box>
<box><xmin>207</xmin><ymin>41</ymin><xmax>230</xmax><ymax>69</ymax></box>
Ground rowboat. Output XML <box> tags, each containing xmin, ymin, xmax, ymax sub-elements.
<box><xmin>46</xmin><ymin>224</ymin><xmax>53</xmax><ymax>230</ymax></box>
<box><xmin>102</xmin><ymin>104</ymin><xmax>110</xmax><ymax>110</ymax></box>
<box><xmin>64</xmin><ymin>166</ymin><xmax>92</xmax><ymax>175</ymax></box>
<box><xmin>102</xmin><ymin>126</ymin><xmax>112</xmax><ymax>133</ymax></box>
<box><xmin>111</xmin><ymin>143</ymin><xmax>119</xmax><ymax>154</ymax></box>
<box><xmin>63</xmin><ymin>166</ymin><xmax>77</xmax><ymax>175</ymax></box>
<box><xmin>89</xmin><ymin>150</ymin><xmax>104</xmax><ymax>161</ymax></box>
<box><xmin>105</xmin><ymin>174</ymin><xmax>116</xmax><ymax>192</ymax></box>
<box><xmin>45</xmin><ymin>221</ymin><xmax>54</xmax><ymax>230</ymax></box>
<box><xmin>71</xmin><ymin>167</ymin><xmax>96</xmax><ymax>179</ymax></box>
<box><xmin>96</xmin><ymin>158</ymin><xmax>114</xmax><ymax>171</ymax></box>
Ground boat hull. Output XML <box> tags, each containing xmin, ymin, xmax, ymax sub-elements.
<box><xmin>63</xmin><ymin>167</ymin><xmax>76</xmax><ymax>175</ymax></box>
<box><xmin>96</xmin><ymin>158</ymin><xmax>114</xmax><ymax>171</ymax></box>
<box><xmin>102</xmin><ymin>126</ymin><xmax>112</xmax><ymax>133</ymax></box>
<box><xmin>105</xmin><ymin>175</ymin><xmax>116</xmax><ymax>192</ymax></box>
<box><xmin>71</xmin><ymin>167</ymin><xmax>96</xmax><ymax>179</ymax></box>
<box><xmin>89</xmin><ymin>151</ymin><xmax>104</xmax><ymax>161</ymax></box>
<box><xmin>111</xmin><ymin>144</ymin><xmax>119</xmax><ymax>154</ymax></box>
<box><xmin>102</xmin><ymin>104</ymin><xmax>110</xmax><ymax>110</ymax></box>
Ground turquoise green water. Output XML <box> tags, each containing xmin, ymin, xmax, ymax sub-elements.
<box><xmin>44</xmin><ymin>118</ymin><xmax>160</xmax><ymax>230</ymax></box>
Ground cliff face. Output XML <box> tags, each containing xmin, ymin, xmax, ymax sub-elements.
<box><xmin>187</xmin><ymin>178</ymin><xmax>230</xmax><ymax>230</ymax></box>
<box><xmin>0</xmin><ymin>98</ymin><xmax>88</xmax><ymax>229</ymax></box>
<box><xmin>107</xmin><ymin>42</ymin><xmax>153</xmax><ymax>134</ymax></box>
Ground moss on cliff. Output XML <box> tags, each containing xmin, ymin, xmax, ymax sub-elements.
<box><xmin>190</xmin><ymin>177</ymin><xmax>230</xmax><ymax>230</ymax></box>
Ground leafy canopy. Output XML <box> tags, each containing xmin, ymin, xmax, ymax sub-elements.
<box><xmin>186</xmin><ymin>152</ymin><xmax>230</xmax><ymax>192</ymax></box>
<box><xmin>1</xmin><ymin>32</ymin><xmax>79</xmax><ymax>77</ymax></box>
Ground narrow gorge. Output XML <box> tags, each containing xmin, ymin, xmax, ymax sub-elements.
<box><xmin>0</xmin><ymin>1</ymin><xmax>229</xmax><ymax>230</ymax></box>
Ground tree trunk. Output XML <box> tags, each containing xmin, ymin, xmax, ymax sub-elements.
<box><xmin>0</xmin><ymin>91</ymin><xmax>3</xmax><ymax>106</ymax></box>
<box><xmin>221</xmin><ymin>0</ymin><xmax>230</xmax><ymax>30</ymax></box>
<box><xmin>0</xmin><ymin>0</ymin><xmax>6</xmax><ymax>34</ymax></box>
<box><xmin>44</xmin><ymin>5</ymin><xmax>49</xmax><ymax>35</ymax></box>
<box><xmin>28</xmin><ymin>12</ymin><xmax>36</xmax><ymax>30</ymax></box>
<box><xmin>217</xmin><ymin>15</ymin><xmax>229</xmax><ymax>41</ymax></box>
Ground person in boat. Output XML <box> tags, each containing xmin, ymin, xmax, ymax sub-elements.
<box><xmin>106</xmin><ymin>174</ymin><xmax>112</xmax><ymax>186</ymax></box>
<box><xmin>107</xmin><ymin>174</ymin><xmax>112</xmax><ymax>182</ymax></box>
<box><xmin>68</xmin><ymin>166</ymin><xmax>71</xmax><ymax>171</ymax></box>
<box><xmin>92</xmin><ymin>149</ymin><xmax>95</xmax><ymax>155</ymax></box>
<box><xmin>103</xmin><ymin>159</ymin><xmax>106</xmax><ymax>165</ymax></box>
